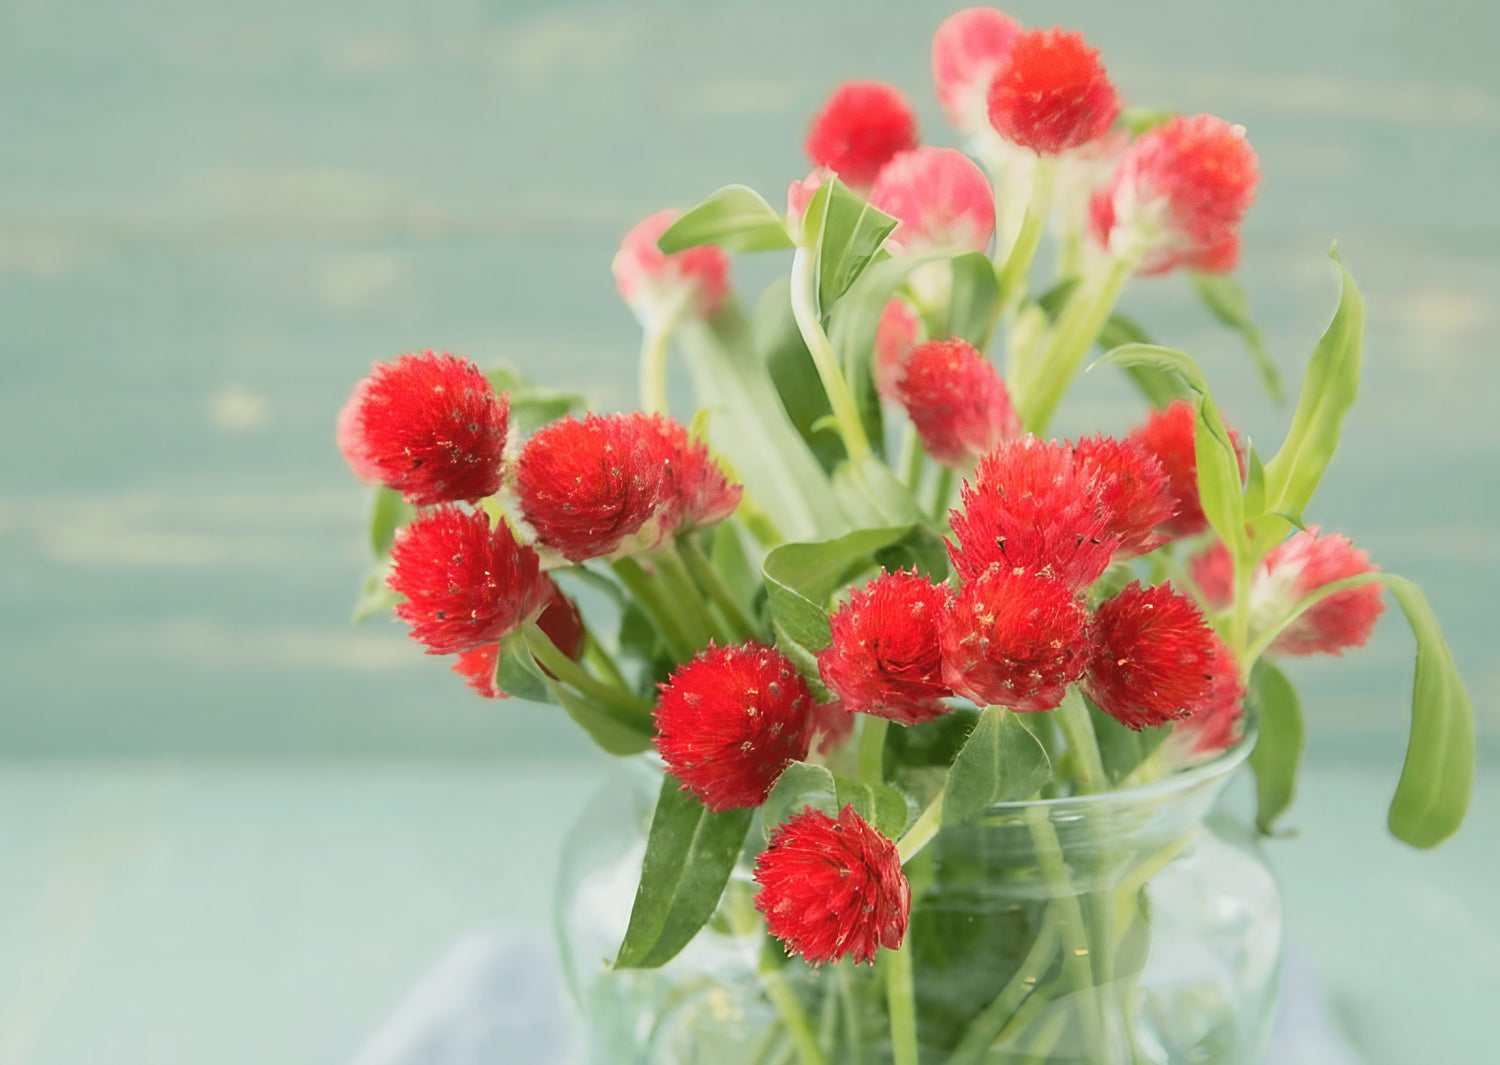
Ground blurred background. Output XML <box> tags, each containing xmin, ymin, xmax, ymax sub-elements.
<box><xmin>1</xmin><ymin>0</ymin><xmax>1496</xmax><ymax>1062</ymax></box>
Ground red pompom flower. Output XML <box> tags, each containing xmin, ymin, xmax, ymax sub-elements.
<box><xmin>896</xmin><ymin>339</ymin><xmax>1020</xmax><ymax>469</ymax></box>
<box><xmin>1072</xmin><ymin>434</ymin><xmax>1174</xmax><ymax>558</ymax></box>
<box><xmin>1091</xmin><ymin>114</ymin><xmax>1259</xmax><ymax>274</ymax></box>
<box><xmin>387</xmin><ymin>506</ymin><xmax>552</xmax><ymax>656</ymax></box>
<box><xmin>869</xmin><ymin>147</ymin><xmax>996</xmax><ymax>255</ymax></box>
<box><xmin>1083</xmin><ymin>581</ymin><xmax>1220</xmax><ymax>730</ymax></box>
<box><xmin>612</xmin><ymin>210</ymin><xmax>731</xmax><ymax>324</ymax></box>
<box><xmin>932</xmin><ymin>7</ymin><xmax>1024</xmax><ymax>137</ymax></box>
<box><xmin>637</xmin><ymin>414</ymin><xmax>744</xmax><ymax>533</ymax></box>
<box><xmin>874</xmin><ymin>298</ymin><xmax>922</xmax><ymax>404</ymax></box>
<box><xmin>755</xmin><ymin>805</ymin><xmax>910</xmax><ymax>965</ymax></box>
<box><xmin>987</xmin><ymin>28</ymin><xmax>1121</xmax><ymax>155</ymax></box>
<box><xmin>1189</xmin><ymin>541</ymin><xmax>1234</xmax><ymax>610</ymax></box>
<box><xmin>941</xmin><ymin>566</ymin><xmax>1091</xmax><ymax>712</ymax></box>
<box><xmin>804</xmin><ymin>81</ymin><xmax>920</xmax><ymax>190</ymax></box>
<box><xmin>448</xmin><ymin>579</ymin><xmax>586</xmax><ymax>699</ymax></box>
<box><xmin>1169</xmin><ymin>635</ymin><xmax>1247</xmax><ymax>760</ymax></box>
<box><xmin>338</xmin><ymin>352</ymin><xmax>509</xmax><ymax>506</ymax></box>
<box><xmin>1259</xmin><ymin>529</ymin><xmax>1385</xmax><ymax>657</ymax></box>
<box><xmin>655</xmin><ymin>643</ymin><xmax>815</xmax><ymax>812</ymax></box>
<box><xmin>817</xmin><ymin>570</ymin><xmax>954</xmax><ymax>726</ymax></box>
<box><xmin>1128</xmin><ymin>400</ymin><xmax>1245</xmax><ymax>539</ymax></box>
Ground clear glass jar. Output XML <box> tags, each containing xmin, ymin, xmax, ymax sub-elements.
<box><xmin>556</xmin><ymin>740</ymin><xmax>1280</xmax><ymax>1064</ymax></box>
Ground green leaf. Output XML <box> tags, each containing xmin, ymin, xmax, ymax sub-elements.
<box><xmin>351</xmin><ymin>560</ymin><xmax>401</xmax><ymax>624</ymax></box>
<box><xmin>1191</xmin><ymin>273</ymin><xmax>1284</xmax><ymax>403</ymax></box>
<box><xmin>1088</xmin><ymin>700</ymin><xmax>1168</xmax><ymax>785</ymax></box>
<box><xmin>615</xmin><ymin>776</ymin><xmax>754</xmax><ymax>968</ymax></box>
<box><xmin>947</xmin><ymin>252</ymin><xmax>1002</xmax><ymax>346</ymax></box>
<box><xmin>761</xmin><ymin>762</ymin><xmax>838</xmax><ymax>838</ymax></box>
<box><xmin>1096</xmin><ymin>315</ymin><xmax>1188</xmax><ymax>408</ymax></box>
<box><xmin>541</xmin><ymin>674</ymin><xmax>654</xmax><ymax>757</ymax></box>
<box><xmin>658</xmin><ymin>184</ymin><xmax>794</xmax><ymax>253</ymax></box>
<box><xmin>494</xmin><ymin>634</ymin><xmax>553</xmax><ymax>704</ymax></box>
<box><xmin>758</xmin><ymin>278</ymin><xmax>844</xmax><ymax>471</ymax></box>
<box><xmin>942</xmin><ymin>707</ymin><xmax>1052</xmax><ymax>825</ymax></box>
<box><xmin>484</xmin><ymin>363</ymin><xmax>586</xmax><ymax>434</ymax></box>
<box><xmin>1243</xmin><ymin>446</ymin><xmax>1268</xmax><ymax>520</ymax></box>
<box><xmin>836</xmin><ymin>777</ymin><xmax>912</xmax><ymax>839</ymax></box>
<box><xmin>804</xmin><ymin>177</ymin><xmax>899</xmax><ymax>311</ymax></box>
<box><xmin>1263</xmin><ymin>250</ymin><xmax>1364</xmax><ymax>522</ymax></box>
<box><xmin>831</xmin><ymin>455</ymin><xmax>924</xmax><ymax>528</ymax></box>
<box><xmin>368</xmin><ymin>487</ymin><xmax>413</xmax><ymax>559</ymax></box>
<box><xmin>1247</xmin><ymin>660</ymin><xmax>1304</xmax><ymax>835</ymax></box>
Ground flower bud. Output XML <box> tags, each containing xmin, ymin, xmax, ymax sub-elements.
<box><xmin>896</xmin><ymin>339</ymin><xmax>1019</xmax><ymax>468</ymax></box>
<box><xmin>932</xmin><ymin>7</ymin><xmax>1024</xmax><ymax>138</ymax></box>
<box><xmin>612</xmin><ymin>210</ymin><xmax>731</xmax><ymax>325</ymax></box>
<box><xmin>1083</xmin><ymin>581</ymin><xmax>1220</xmax><ymax>730</ymax></box>
<box><xmin>804</xmin><ymin>81</ymin><xmax>920</xmax><ymax>190</ymax></box>
<box><xmin>869</xmin><ymin>147</ymin><xmax>996</xmax><ymax>255</ymax></box>
<box><xmin>987</xmin><ymin>28</ymin><xmax>1120</xmax><ymax>155</ymax></box>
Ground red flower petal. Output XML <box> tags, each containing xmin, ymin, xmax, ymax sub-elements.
<box><xmin>986</xmin><ymin>28</ymin><xmax>1120</xmax><ymax>155</ymax></box>
<box><xmin>654</xmin><ymin>643</ymin><xmax>815</xmax><ymax>812</ymax></box>
<box><xmin>1083</xmin><ymin>581</ymin><xmax>1220</xmax><ymax>730</ymax></box>
<box><xmin>612</xmin><ymin>210</ymin><xmax>731</xmax><ymax>321</ymax></box>
<box><xmin>869</xmin><ymin>147</ymin><xmax>995</xmax><ymax>255</ymax></box>
<box><xmin>874</xmin><ymin>298</ymin><xmax>922</xmax><ymax>404</ymax></box>
<box><xmin>451</xmin><ymin>643</ymin><xmax>503</xmax><ymax>699</ymax></box>
<box><xmin>1262</xmin><ymin>529</ymin><xmax>1384</xmax><ymax>657</ymax></box>
<box><xmin>1190</xmin><ymin>541</ymin><xmax>1234</xmax><ymax>610</ymax></box>
<box><xmin>388</xmin><ymin>506</ymin><xmax>551</xmax><ymax>655</ymax></box>
<box><xmin>817</xmin><ymin>570</ymin><xmax>954</xmax><ymax>726</ymax></box>
<box><xmin>1128</xmin><ymin>400</ymin><xmax>1250</xmax><ymax>539</ymax></box>
<box><xmin>339</xmin><ymin>352</ymin><xmax>509</xmax><ymax>506</ymax></box>
<box><xmin>804</xmin><ymin>81</ymin><xmax>920</xmax><ymax>190</ymax></box>
<box><xmin>932</xmin><ymin>7</ymin><xmax>1024</xmax><ymax>135</ymax></box>
<box><xmin>941</xmin><ymin>566</ymin><xmax>1091</xmax><ymax>712</ymax></box>
<box><xmin>754</xmin><ymin>804</ymin><xmax>910</xmax><ymax>965</ymax></box>
<box><xmin>896</xmin><ymin>339</ymin><xmax>1019</xmax><ymax>469</ymax></box>
<box><xmin>635</xmin><ymin>414</ymin><xmax>744</xmax><ymax>533</ymax></box>
<box><xmin>1072</xmin><ymin>434</ymin><xmax>1174</xmax><ymax>558</ymax></box>
<box><xmin>1171</xmin><ymin>635</ymin><xmax>1247</xmax><ymax>758</ymax></box>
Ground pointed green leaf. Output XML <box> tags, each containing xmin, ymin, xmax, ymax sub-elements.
<box><xmin>1191</xmin><ymin>273</ymin><xmax>1284</xmax><ymax>403</ymax></box>
<box><xmin>368</xmin><ymin>486</ymin><xmax>413</xmax><ymax>559</ymax></box>
<box><xmin>947</xmin><ymin>252</ymin><xmax>1003</xmax><ymax>346</ymax></box>
<box><xmin>942</xmin><ymin>707</ymin><xmax>1052</xmax><ymax>825</ymax></box>
<box><xmin>615</xmin><ymin>776</ymin><xmax>754</xmax><ymax>968</ymax></box>
<box><xmin>1096</xmin><ymin>315</ymin><xmax>1189</xmax><ymax>407</ymax></box>
<box><xmin>804</xmin><ymin>177</ymin><xmax>899</xmax><ymax>310</ymax></box>
<box><xmin>761</xmin><ymin>762</ymin><xmax>838</xmax><ymax>839</ymax></box>
<box><xmin>1247</xmin><ymin>660</ymin><xmax>1305</xmax><ymax>834</ymax></box>
<box><xmin>834</xmin><ymin>777</ymin><xmax>912</xmax><ymax>839</ymax></box>
<box><xmin>658</xmin><ymin>184</ymin><xmax>794</xmax><ymax>253</ymax></box>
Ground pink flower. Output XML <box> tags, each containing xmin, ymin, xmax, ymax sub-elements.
<box><xmin>804</xmin><ymin>81</ymin><xmax>920</xmax><ymax>190</ymax></box>
<box><xmin>896</xmin><ymin>339</ymin><xmax>1019</xmax><ymax>468</ymax></box>
<box><xmin>755</xmin><ymin>805</ymin><xmax>910</xmax><ymax>965</ymax></box>
<box><xmin>612</xmin><ymin>210</ymin><xmax>731</xmax><ymax>323</ymax></box>
<box><xmin>1190</xmin><ymin>541</ymin><xmax>1234</xmax><ymax>610</ymax></box>
<box><xmin>1170</xmin><ymin>635</ymin><xmax>1247</xmax><ymax>760</ymax></box>
<box><xmin>1083</xmin><ymin>581</ymin><xmax>1220</xmax><ymax>730</ymax></box>
<box><xmin>1259</xmin><ymin>529</ymin><xmax>1385</xmax><ymax>657</ymax></box>
<box><xmin>1090</xmin><ymin>114</ymin><xmax>1259</xmax><ymax>275</ymax></box>
<box><xmin>874</xmin><ymin>299</ymin><xmax>922</xmax><ymax>404</ymax></box>
<box><xmin>869</xmin><ymin>147</ymin><xmax>996</xmax><ymax>255</ymax></box>
<box><xmin>655</xmin><ymin>643</ymin><xmax>815</xmax><ymax>812</ymax></box>
<box><xmin>932</xmin><ymin>7</ymin><xmax>1024</xmax><ymax>137</ymax></box>
<box><xmin>987</xmin><ymin>28</ymin><xmax>1121</xmax><ymax>155</ymax></box>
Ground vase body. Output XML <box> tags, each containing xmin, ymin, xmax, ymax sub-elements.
<box><xmin>556</xmin><ymin>746</ymin><xmax>1280</xmax><ymax>1065</ymax></box>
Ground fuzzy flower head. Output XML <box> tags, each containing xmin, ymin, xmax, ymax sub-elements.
<box><xmin>612</xmin><ymin>210</ymin><xmax>732</xmax><ymax>325</ymax></box>
<box><xmin>387</xmin><ymin>506</ymin><xmax>551</xmax><ymax>656</ymax></box>
<box><xmin>1168</xmin><ymin>635</ymin><xmax>1247</xmax><ymax>762</ymax></box>
<box><xmin>755</xmin><ymin>805</ymin><xmax>910</xmax><ymax>965</ymax></box>
<box><xmin>869</xmin><ymin>147</ymin><xmax>996</xmax><ymax>255</ymax></box>
<box><xmin>1072</xmin><ymin>434</ymin><xmax>1174</xmax><ymax>558</ymax></box>
<box><xmin>804</xmin><ymin>81</ymin><xmax>920</xmax><ymax>190</ymax></box>
<box><xmin>655</xmin><ymin>643</ymin><xmax>814</xmax><ymax>812</ymax></box>
<box><xmin>338</xmin><ymin>352</ymin><xmax>509</xmax><ymax>506</ymax></box>
<box><xmin>932</xmin><ymin>7</ymin><xmax>1024</xmax><ymax>138</ymax></box>
<box><xmin>1091</xmin><ymin>114</ymin><xmax>1260</xmax><ymax>275</ymax></box>
<box><xmin>896</xmin><ymin>340</ymin><xmax>1020</xmax><ymax>469</ymax></box>
<box><xmin>947</xmin><ymin>437</ymin><xmax>1119</xmax><ymax>591</ymax></box>
<box><xmin>1256</xmin><ymin>529</ymin><xmax>1384</xmax><ymax>657</ymax></box>
<box><xmin>874</xmin><ymin>298</ymin><xmax>923</xmax><ymax>404</ymax></box>
<box><xmin>1128</xmin><ymin>400</ymin><xmax>1245</xmax><ymax>539</ymax></box>
<box><xmin>1083</xmin><ymin>581</ymin><xmax>1220</xmax><ymax>730</ymax></box>
<box><xmin>817</xmin><ymin>570</ymin><xmax>954</xmax><ymax>726</ymax></box>
<box><xmin>448</xmin><ymin>580</ymin><xmax>585</xmax><ymax>700</ymax></box>
<box><xmin>941</xmin><ymin>566</ymin><xmax>1091</xmax><ymax>712</ymax></box>
<box><xmin>986</xmin><ymin>28</ymin><xmax>1121</xmax><ymax>155</ymax></box>
<box><xmin>637</xmin><ymin>415</ymin><xmax>744</xmax><ymax>533</ymax></box>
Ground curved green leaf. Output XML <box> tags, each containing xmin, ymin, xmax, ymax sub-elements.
<box><xmin>803</xmin><ymin>177</ymin><xmax>898</xmax><ymax>311</ymax></box>
<box><xmin>368</xmin><ymin>486</ymin><xmax>413</xmax><ymax>559</ymax></box>
<box><xmin>942</xmin><ymin>707</ymin><xmax>1051</xmax><ymax>825</ymax></box>
<box><xmin>1247</xmin><ymin>660</ymin><xmax>1305</xmax><ymax>835</ymax></box>
<box><xmin>948</xmin><ymin>252</ymin><xmax>1003</xmax><ymax>346</ymax></box>
<box><xmin>831</xmin><ymin>455</ymin><xmax>924</xmax><ymax>528</ymax></box>
<box><xmin>658</xmin><ymin>184</ymin><xmax>794</xmax><ymax>253</ymax></box>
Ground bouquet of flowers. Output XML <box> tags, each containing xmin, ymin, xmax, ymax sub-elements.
<box><xmin>336</xmin><ymin>8</ymin><xmax>1473</xmax><ymax>1063</ymax></box>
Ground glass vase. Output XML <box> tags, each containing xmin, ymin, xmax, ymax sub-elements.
<box><xmin>556</xmin><ymin>740</ymin><xmax>1280</xmax><ymax>1064</ymax></box>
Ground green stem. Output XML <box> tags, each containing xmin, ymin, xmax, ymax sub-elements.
<box><xmin>790</xmin><ymin>246</ymin><xmax>873</xmax><ymax>463</ymax></box>
<box><xmin>1229</xmin><ymin>549</ymin><xmax>1254</xmax><ymax>662</ymax></box>
<box><xmin>1053</xmin><ymin>689</ymin><xmax>1107</xmax><ymax>793</ymax></box>
<box><xmin>759</xmin><ymin>950</ymin><xmax>830</xmax><ymax>1065</ymax></box>
<box><xmin>582</xmin><ymin>629</ymin><xmax>629</xmax><ymax>690</ymax></box>
<box><xmin>885</xmin><ymin>939</ymin><xmax>919</xmax><ymax>1065</ymax></box>
<box><xmin>928</xmin><ymin>466</ymin><xmax>955</xmax><ymax>523</ymax></box>
<box><xmin>653</xmin><ymin>546</ymin><xmax>725</xmax><ymax>647</ymax></box>
<box><xmin>895</xmin><ymin>787</ymin><xmax>945</xmax><ymax>864</ymax></box>
<box><xmin>836</xmin><ymin>961</ymin><xmax>866</xmax><ymax>1065</ymax></box>
<box><xmin>997</xmin><ymin>159</ymin><xmax>1056</xmax><ymax>310</ymax></box>
<box><xmin>948</xmin><ymin>909</ymin><xmax>1062</xmax><ymax>1065</ymax></box>
<box><xmin>610</xmin><ymin>556</ymin><xmax>695</xmax><ymax>661</ymax></box>
<box><xmin>638</xmin><ymin>298</ymin><xmax>687</xmax><ymax>415</ymax></box>
<box><xmin>898</xmin><ymin>424</ymin><xmax>924</xmax><ymax>490</ymax></box>
<box><xmin>857</xmin><ymin>716</ymin><xmax>889</xmax><ymax>786</ymax></box>
<box><xmin>679</xmin><ymin>536</ymin><xmax>758</xmax><ymax>641</ymax></box>
<box><xmin>522</xmin><ymin>625</ymin><xmax>653</xmax><ymax>717</ymax></box>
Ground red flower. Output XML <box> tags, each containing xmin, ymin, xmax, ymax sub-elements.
<box><xmin>869</xmin><ymin>147</ymin><xmax>996</xmax><ymax>255</ymax></box>
<box><xmin>655</xmin><ymin>643</ymin><xmax>815</xmax><ymax>812</ymax></box>
<box><xmin>1171</xmin><ymin>635</ymin><xmax>1247</xmax><ymax>759</ymax></box>
<box><xmin>817</xmin><ymin>570</ymin><xmax>954</xmax><ymax>726</ymax></box>
<box><xmin>987</xmin><ymin>28</ymin><xmax>1120</xmax><ymax>155</ymax></box>
<box><xmin>1091</xmin><ymin>114</ymin><xmax>1259</xmax><ymax>275</ymax></box>
<box><xmin>1189</xmin><ymin>541</ymin><xmax>1234</xmax><ymax>609</ymax></box>
<box><xmin>810</xmin><ymin>699</ymin><xmax>857</xmax><ymax>755</ymax></box>
<box><xmin>896</xmin><ymin>340</ymin><xmax>1019</xmax><ymax>469</ymax></box>
<box><xmin>612</xmin><ymin>210</ymin><xmax>731</xmax><ymax>322</ymax></box>
<box><xmin>1260</xmin><ymin>529</ymin><xmax>1384</xmax><ymax>657</ymax></box>
<box><xmin>1083</xmin><ymin>581</ymin><xmax>1220</xmax><ymax>730</ymax></box>
<box><xmin>941</xmin><ymin>566</ymin><xmax>1090</xmax><ymax>712</ymax></box>
<box><xmin>874</xmin><ymin>298</ymin><xmax>922</xmax><ymax>404</ymax></box>
<box><xmin>804</xmin><ymin>81</ymin><xmax>920</xmax><ymax>190</ymax></box>
<box><xmin>947</xmin><ymin>437</ymin><xmax>1119</xmax><ymax>591</ymax></box>
<box><xmin>755</xmin><ymin>805</ymin><xmax>910</xmax><ymax>965</ymax></box>
<box><xmin>447</xmin><ymin>579</ymin><xmax>586</xmax><ymax>699</ymax></box>
<box><xmin>387</xmin><ymin>506</ymin><xmax>551</xmax><ymax>655</ymax></box>
<box><xmin>1072</xmin><ymin>434</ymin><xmax>1174</xmax><ymax>558</ymax></box>
<box><xmin>932</xmin><ymin>7</ymin><xmax>1023</xmax><ymax>136</ymax></box>
<box><xmin>451</xmin><ymin>644</ymin><xmax>503</xmax><ymax>699</ymax></box>
<box><xmin>1128</xmin><ymin>400</ymin><xmax>1245</xmax><ymax>539</ymax></box>
<box><xmin>637</xmin><ymin>414</ymin><xmax>744</xmax><ymax>532</ymax></box>
<box><xmin>338</xmin><ymin>352</ymin><xmax>509</xmax><ymax>506</ymax></box>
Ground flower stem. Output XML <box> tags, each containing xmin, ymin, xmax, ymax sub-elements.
<box><xmin>857</xmin><ymin>716</ymin><xmax>889</xmax><ymax>786</ymax></box>
<box><xmin>653</xmin><ymin>545</ymin><xmax>727</xmax><ymax>646</ymax></box>
<box><xmin>895</xmin><ymin>786</ymin><xmax>945</xmax><ymax>864</ymax></box>
<box><xmin>997</xmin><ymin>158</ymin><xmax>1056</xmax><ymax>310</ymax></box>
<box><xmin>522</xmin><ymin>624</ymin><xmax>653</xmax><ymax>717</ymax></box>
<box><xmin>899</xmin><ymin>424</ymin><xmax>924</xmax><ymax>490</ymax></box>
<box><xmin>582</xmin><ymin>628</ymin><xmax>629</xmax><ymax>691</ymax></box>
<box><xmin>610</xmin><ymin>556</ymin><xmax>696</xmax><ymax>661</ymax></box>
<box><xmin>638</xmin><ymin>299</ymin><xmax>687</xmax><ymax>415</ymax></box>
<box><xmin>1053</xmin><ymin>688</ymin><xmax>1107</xmax><ymax>793</ymax></box>
<box><xmin>790</xmin><ymin>247</ymin><xmax>873</xmax><ymax>463</ymax></box>
<box><xmin>948</xmin><ymin>909</ymin><xmax>1062</xmax><ymax>1065</ymax></box>
<box><xmin>884</xmin><ymin>939</ymin><xmax>919</xmax><ymax>1065</ymax></box>
<box><xmin>759</xmin><ymin>949</ymin><xmax>829</xmax><ymax>1065</ymax></box>
<box><xmin>679</xmin><ymin>535</ymin><xmax>758</xmax><ymax>641</ymax></box>
<box><xmin>928</xmin><ymin>466</ymin><xmax>955</xmax><ymax>523</ymax></box>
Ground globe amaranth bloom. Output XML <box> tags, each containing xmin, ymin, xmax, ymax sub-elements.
<box><xmin>1168</xmin><ymin>635</ymin><xmax>1247</xmax><ymax>761</ymax></box>
<box><xmin>755</xmin><ymin>804</ymin><xmax>910</xmax><ymax>965</ymax></box>
<box><xmin>516</xmin><ymin>412</ymin><xmax>740</xmax><ymax>563</ymax></box>
<box><xmin>895</xmin><ymin>339</ymin><xmax>1019</xmax><ymax>469</ymax></box>
<box><xmin>932</xmin><ymin>6</ymin><xmax>1024</xmax><ymax>138</ymax></box>
<box><xmin>1090</xmin><ymin>114</ymin><xmax>1259</xmax><ymax>275</ymax></box>
<box><xmin>1083</xmin><ymin>581</ymin><xmax>1220</xmax><ymax>730</ymax></box>
<box><xmin>816</xmin><ymin>570</ymin><xmax>954</xmax><ymax>726</ymax></box>
<box><xmin>1129</xmin><ymin>400</ymin><xmax>1245</xmax><ymax>539</ymax></box>
<box><xmin>338</xmin><ymin>351</ymin><xmax>509</xmax><ymax>506</ymax></box>
<box><xmin>873</xmin><ymin>298</ymin><xmax>922</xmax><ymax>404</ymax></box>
<box><xmin>987</xmin><ymin>28</ymin><xmax>1121</xmax><ymax>155</ymax></box>
<box><xmin>804</xmin><ymin>81</ymin><xmax>920</xmax><ymax>190</ymax></box>
<box><xmin>941</xmin><ymin>565</ymin><xmax>1091</xmax><ymax>712</ymax></box>
<box><xmin>654</xmin><ymin>643</ymin><xmax>815</xmax><ymax>812</ymax></box>
<box><xmin>612</xmin><ymin>209</ymin><xmax>731</xmax><ymax>325</ymax></box>
<box><xmin>1257</xmin><ymin>528</ymin><xmax>1385</xmax><ymax>657</ymax></box>
<box><xmin>1071</xmin><ymin>434</ymin><xmax>1174</xmax><ymax>558</ymax></box>
<box><xmin>387</xmin><ymin>506</ymin><xmax>552</xmax><ymax>656</ymax></box>
<box><xmin>448</xmin><ymin>578</ymin><xmax>586</xmax><ymax>699</ymax></box>
<box><xmin>869</xmin><ymin>147</ymin><xmax>996</xmax><ymax>255</ymax></box>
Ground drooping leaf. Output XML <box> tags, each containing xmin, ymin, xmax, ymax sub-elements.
<box><xmin>942</xmin><ymin>707</ymin><xmax>1052</xmax><ymax>825</ymax></box>
<box><xmin>368</xmin><ymin>486</ymin><xmax>413</xmax><ymax>559</ymax></box>
<box><xmin>1096</xmin><ymin>314</ymin><xmax>1189</xmax><ymax>407</ymax></box>
<box><xmin>484</xmin><ymin>363</ymin><xmax>586</xmax><ymax>434</ymax></box>
<box><xmin>658</xmin><ymin>184</ymin><xmax>795</xmax><ymax>253</ymax></box>
<box><xmin>803</xmin><ymin>177</ymin><xmax>899</xmax><ymax>311</ymax></box>
<box><xmin>831</xmin><ymin>454</ymin><xmax>925</xmax><ymax>528</ymax></box>
<box><xmin>615</xmin><ymin>776</ymin><xmax>754</xmax><ymax>968</ymax></box>
<box><xmin>1191</xmin><ymin>272</ymin><xmax>1284</xmax><ymax>403</ymax></box>
<box><xmin>1247</xmin><ymin>660</ymin><xmax>1304</xmax><ymax>835</ymax></box>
